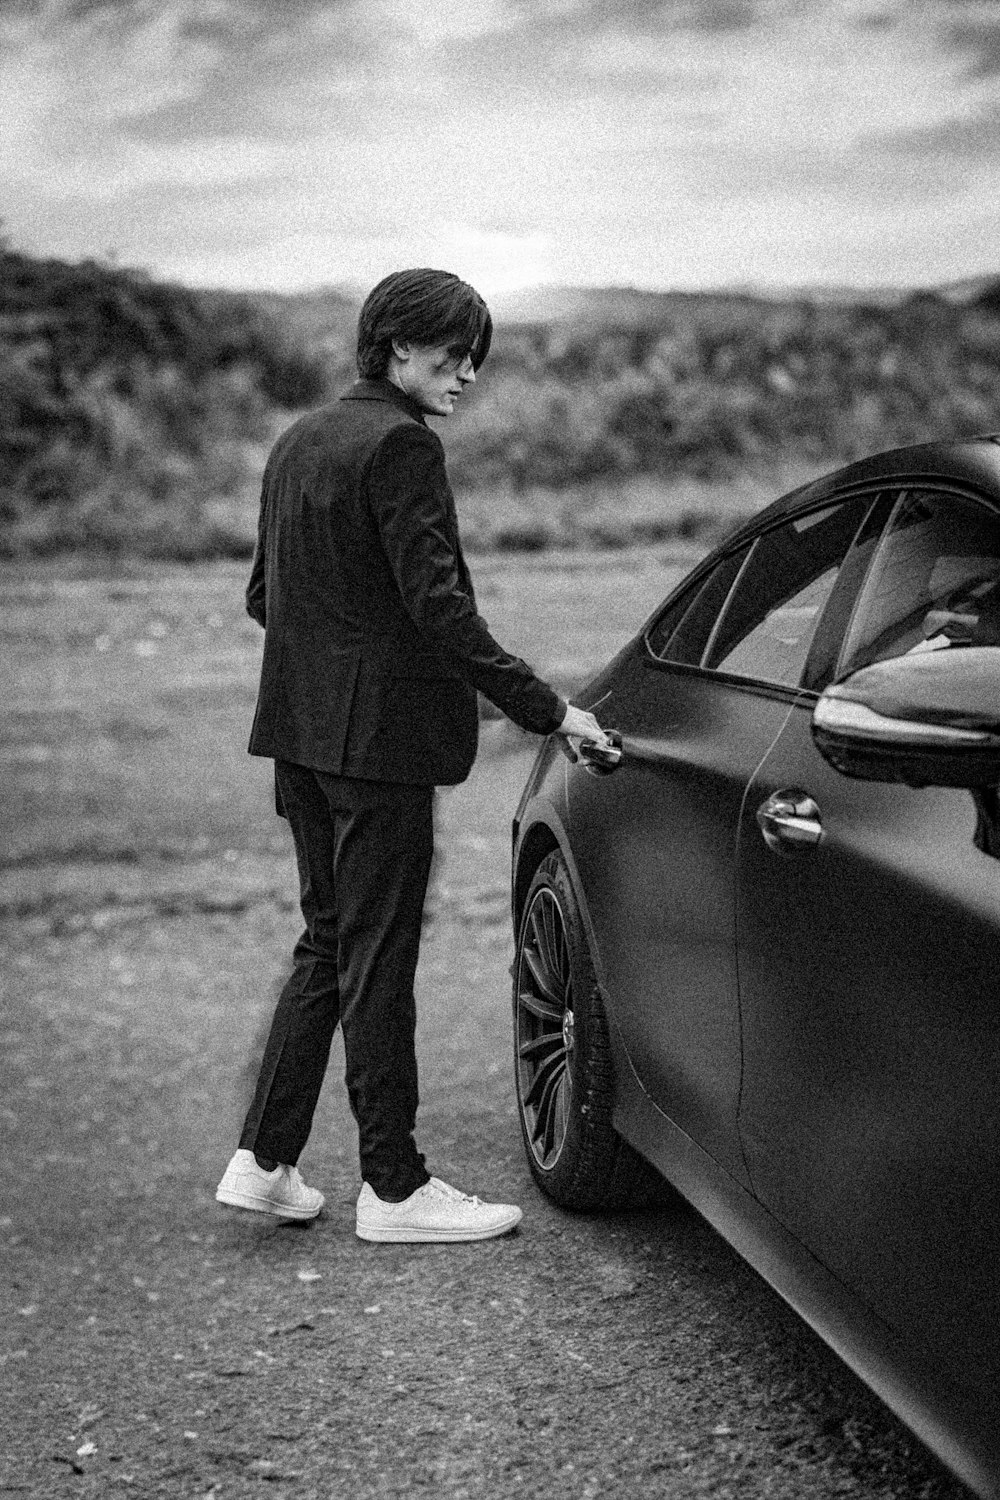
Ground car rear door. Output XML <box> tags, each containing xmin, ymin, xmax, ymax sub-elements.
<box><xmin>568</xmin><ymin>495</ymin><xmax>873</xmax><ymax>1184</ymax></box>
<box><xmin>735</xmin><ymin>484</ymin><xmax>1000</xmax><ymax>1393</ymax></box>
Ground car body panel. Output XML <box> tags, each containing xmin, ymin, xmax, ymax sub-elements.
<box><xmin>737</xmin><ymin>700</ymin><xmax>1000</xmax><ymax>1388</ymax></box>
<box><xmin>611</xmin><ymin>1042</ymin><xmax>1000</xmax><ymax>1500</ymax></box>
<box><xmin>565</xmin><ymin>647</ymin><xmax>795</xmax><ymax>1184</ymax></box>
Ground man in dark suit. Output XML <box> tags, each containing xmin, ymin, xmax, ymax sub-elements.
<box><xmin>216</xmin><ymin>269</ymin><xmax>607</xmax><ymax>1243</ymax></box>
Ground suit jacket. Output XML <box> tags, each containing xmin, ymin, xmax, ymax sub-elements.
<box><xmin>246</xmin><ymin>378</ymin><xmax>566</xmax><ymax>786</ymax></box>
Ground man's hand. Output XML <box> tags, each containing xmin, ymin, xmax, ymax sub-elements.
<box><xmin>556</xmin><ymin>703</ymin><xmax>611</xmax><ymax>756</ymax></box>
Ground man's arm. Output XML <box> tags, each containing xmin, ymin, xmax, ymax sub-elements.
<box><xmin>367</xmin><ymin>424</ymin><xmax>567</xmax><ymax>732</ymax></box>
<box><xmin>367</xmin><ymin>424</ymin><xmax>606</xmax><ymax>745</ymax></box>
<box><xmin>246</xmin><ymin>484</ymin><xmax>268</xmax><ymax>628</ymax></box>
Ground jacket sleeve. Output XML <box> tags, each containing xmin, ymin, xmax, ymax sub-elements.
<box><xmin>366</xmin><ymin>423</ymin><xmax>567</xmax><ymax>735</ymax></box>
<box><xmin>245</xmin><ymin>479</ymin><xmax>268</xmax><ymax>628</ymax></box>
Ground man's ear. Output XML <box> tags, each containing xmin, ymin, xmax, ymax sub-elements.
<box><xmin>390</xmin><ymin>339</ymin><xmax>412</xmax><ymax>363</ymax></box>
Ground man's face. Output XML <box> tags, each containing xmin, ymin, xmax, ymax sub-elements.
<box><xmin>390</xmin><ymin>344</ymin><xmax>476</xmax><ymax>417</ymax></box>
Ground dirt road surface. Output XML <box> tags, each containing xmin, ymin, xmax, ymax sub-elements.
<box><xmin>1</xmin><ymin>558</ymin><xmax>970</xmax><ymax>1499</ymax></box>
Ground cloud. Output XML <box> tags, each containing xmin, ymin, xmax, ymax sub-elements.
<box><xmin>6</xmin><ymin>0</ymin><xmax>1000</xmax><ymax>292</ymax></box>
<box><xmin>942</xmin><ymin>4</ymin><xmax>1000</xmax><ymax>81</ymax></box>
<box><xmin>1</xmin><ymin>2</ymin><xmax>217</xmax><ymax>191</ymax></box>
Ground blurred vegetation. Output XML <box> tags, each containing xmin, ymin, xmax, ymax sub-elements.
<box><xmin>0</xmin><ymin>250</ymin><xmax>340</xmax><ymax>557</ymax></box>
<box><xmin>447</xmin><ymin>286</ymin><xmax>1000</xmax><ymax>486</ymax></box>
<box><xmin>4</xmin><ymin>246</ymin><xmax>1000</xmax><ymax>558</ymax></box>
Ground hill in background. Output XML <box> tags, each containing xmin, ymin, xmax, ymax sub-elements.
<box><xmin>4</xmin><ymin>250</ymin><xmax>1000</xmax><ymax>558</ymax></box>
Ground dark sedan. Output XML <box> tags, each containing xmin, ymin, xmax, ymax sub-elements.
<box><xmin>510</xmin><ymin>438</ymin><xmax>1000</xmax><ymax>1499</ymax></box>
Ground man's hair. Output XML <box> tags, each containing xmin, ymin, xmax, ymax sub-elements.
<box><xmin>356</xmin><ymin>269</ymin><xmax>493</xmax><ymax>379</ymax></box>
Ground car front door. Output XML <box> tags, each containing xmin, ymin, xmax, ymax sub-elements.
<box><xmin>568</xmin><ymin>495</ymin><xmax>874</xmax><ymax>1184</ymax></box>
<box><xmin>735</xmin><ymin>485</ymin><xmax>1000</xmax><ymax>1394</ymax></box>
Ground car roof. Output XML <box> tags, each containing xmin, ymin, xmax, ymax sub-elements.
<box><xmin>722</xmin><ymin>435</ymin><xmax>1000</xmax><ymax>552</ymax></box>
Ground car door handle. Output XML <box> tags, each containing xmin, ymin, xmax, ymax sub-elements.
<box><xmin>578</xmin><ymin>730</ymin><xmax>624</xmax><ymax>776</ymax></box>
<box><xmin>756</xmin><ymin>790</ymin><xmax>823</xmax><ymax>852</ymax></box>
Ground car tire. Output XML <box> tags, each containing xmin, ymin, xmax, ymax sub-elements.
<box><xmin>513</xmin><ymin>850</ymin><xmax>666</xmax><ymax>1211</ymax></box>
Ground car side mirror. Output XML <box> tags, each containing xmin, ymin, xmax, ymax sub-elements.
<box><xmin>811</xmin><ymin>646</ymin><xmax>1000</xmax><ymax>789</ymax></box>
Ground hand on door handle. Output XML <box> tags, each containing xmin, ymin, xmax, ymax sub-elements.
<box><xmin>756</xmin><ymin>789</ymin><xmax>822</xmax><ymax>852</ymax></box>
<box><xmin>578</xmin><ymin>730</ymin><xmax>624</xmax><ymax>776</ymax></box>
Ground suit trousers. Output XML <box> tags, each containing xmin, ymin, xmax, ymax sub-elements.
<box><xmin>239</xmin><ymin>760</ymin><xmax>434</xmax><ymax>1202</ymax></box>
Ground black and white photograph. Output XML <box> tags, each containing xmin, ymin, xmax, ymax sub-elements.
<box><xmin>3</xmin><ymin>2</ymin><xmax>1000</xmax><ymax>1496</ymax></box>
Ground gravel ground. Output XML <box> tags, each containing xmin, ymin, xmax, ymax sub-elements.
<box><xmin>0</xmin><ymin>561</ymin><xmax>974</xmax><ymax>1499</ymax></box>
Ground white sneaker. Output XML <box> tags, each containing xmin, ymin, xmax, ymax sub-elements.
<box><xmin>355</xmin><ymin>1176</ymin><xmax>522</xmax><ymax>1243</ymax></box>
<box><xmin>215</xmin><ymin>1149</ymin><xmax>324</xmax><ymax>1221</ymax></box>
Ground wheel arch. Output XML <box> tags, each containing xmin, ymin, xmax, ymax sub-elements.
<box><xmin>512</xmin><ymin>805</ymin><xmax>608</xmax><ymax>997</ymax></box>
<box><xmin>512</xmin><ymin>817</ymin><xmax>560</xmax><ymax>931</ymax></box>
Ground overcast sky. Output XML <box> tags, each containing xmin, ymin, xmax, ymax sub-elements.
<box><xmin>4</xmin><ymin>0</ymin><xmax>1000</xmax><ymax>295</ymax></box>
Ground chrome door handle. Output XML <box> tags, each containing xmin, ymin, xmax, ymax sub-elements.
<box><xmin>578</xmin><ymin>730</ymin><xmax>624</xmax><ymax>776</ymax></box>
<box><xmin>756</xmin><ymin>789</ymin><xmax>823</xmax><ymax>852</ymax></box>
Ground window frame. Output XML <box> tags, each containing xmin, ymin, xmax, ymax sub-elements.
<box><xmin>642</xmin><ymin>494</ymin><xmax>884</xmax><ymax>698</ymax></box>
<box><xmin>798</xmin><ymin>488</ymin><xmax>896</xmax><ymax>696</ymax></box>
<box><xmin>642</xmin><ymin>477</ymin><xmax>1000</xmax><ymax>702</ymax></box>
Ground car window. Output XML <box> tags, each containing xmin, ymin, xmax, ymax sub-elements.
<box><xmin>645</xmin><ymin>546</ymin><xmax>750</xmax><ymax>665</ymax></box>
<box><xmin>838</xmin><ymin>489</ymin><xmax>1000</xmax><ymax>678</ymax></box>
<box><xmin>703</xmin><ymin>498</ymin><xmax>872</xmax><ymax>688</ymax></box>
<box><xmin>801</xmin><ymin>491</ymin><xmax>894</xmax><ymax>693</ymax></box>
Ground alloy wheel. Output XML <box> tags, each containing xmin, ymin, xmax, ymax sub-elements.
<box><xmin>515</xmin><ymin>884</ymin><xmax>575</xmax><ymax>1169</ymax></box>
